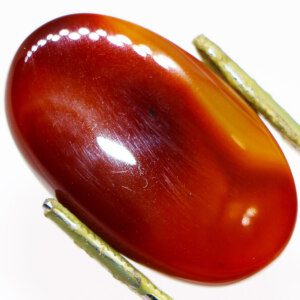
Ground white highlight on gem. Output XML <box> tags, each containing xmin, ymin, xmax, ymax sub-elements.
<box><xmin>31</xmin><ymin>45</ymin><xmax>38</xmax><ymax>52</ymax></box>
<box><xmin>51</xmin><ymin>34</ymin><xmax>60</xmax><ymax>42</ymax></box>
<box><xmin>153</xmin><ymin>54</ymin><xmax>178</xmax><ymax>70</ymax></box>
<box><xmin>59</xmin><ymin>29</ymin><xmax>69</xmax><ymax>36</ymax></box>
<box><xmin>78</xmin><ymin>27</ymin><xmax>90</xmax><ymax>35</ymax></box>
<box><xmin>47</xmin><ymin>34</ymin><xmax>53</xmax><ymax>40</ymax></box>
<box><xmin>37</xmin><ymin>39</ymin><xmax>47</xmax><ymax>47</ymax></box>
<box><xmin>107</xmin><ymin>35</ymin><xmax>124</xmax><ymax>47</ymax></box>
<box><xmin>25</xmin><ymin>50</ymin><xmax>33</xmax><ymax>62</ymax></box>
<box><xmin>241</xmin><ymin>207</ymin><xmax>257</xmax><ymax>226</ymax></box>
<box><xmin>132</xmin><ymin>44</ymin><xmax>151</xmax><ymax>57</ymax></box>
<box><xmin>115</xmin><ymin>34</ymin><xmax>132</xmax><ymax>45</ymax></box>
<box><xmin>97</xmin><ymin>137</ymin><xmax>136</xmax><ymax>166</ymax></box>
<box><xmin>24</xmin><ymin>27</ymin><xmax>179</xmax><ymax>74</ymax></box>
<box><xmin>89</xmin><ymin>32</ymin><xmax>99</xmax><ymax>41</ymax></box>
<box><xmin>68</xmin><ymin>32</ymin><xmax>81</xmax><ymax>40</ymax></box>
<box><xmin>96</xmin><ymin>29</ymin><xmax>107</xmax><ymax>37</ymax></box>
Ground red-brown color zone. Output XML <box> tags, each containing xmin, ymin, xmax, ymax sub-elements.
<box><xmin>6</xmin><ymin>14</ymin><xmax>297</xmax><ymax>283</ymax></box>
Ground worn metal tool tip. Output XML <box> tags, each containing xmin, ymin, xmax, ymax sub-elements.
<box><xmin>43</xmin><ymin>199</ymin><xmax>54</xmax><ymax>212</ymax></box>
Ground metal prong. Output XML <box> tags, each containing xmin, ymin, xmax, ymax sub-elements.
<box><xmin>43</xmin><ymin>198</ymin><xmax>172</xmax><ymax>300</ymax></box>
<box><xmin>43</xmin><ymin>199</ymin><xmax>53</xmax><ymax>212</ymax></box>
<box><xmin>193</xmin><ymin>34</ymin><xmax>300</xmax><ymax>149</ymax></box>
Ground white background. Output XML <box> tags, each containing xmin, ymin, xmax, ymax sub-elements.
<box><xmin>1</xmin><ymin>0</ymin><xmax>300</xmax><ymax>299</ymax></box>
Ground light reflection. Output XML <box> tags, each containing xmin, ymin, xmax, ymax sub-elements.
<box><xmin>89</xmin><ymin>32</ymin><xmax>99</xmax><ymax>41</ymax></box>
<box><xmin>241</xmin><ymin>207</ymin><xmax>257</xmax><ymax>226</ymax></box>
<box><xmin>46</xmin><ymin>34</ymin><xmax>53</xmax><ymax>40</ymax></box>
<box><xmin>51</xmin><ymin>34</ymin><xmax>60</xmax><ymax>42</ymax></box>
<box><xmin>78</xmin><ymin>27</ymin><xmax>90</xmax><ymax>35</ymax></box>
<box><xmin>107</xmin><ymin>35</ymin><xmax>124</xmax><ymax>47</ymax></box>
<box><xmin>68</xmin><ymin>32</ymin><xmax>81</xmax><ymax>40</ymax></box>
<box><xmin>24</xmin><ymin>50</ymin><xmax>32</xmax><ymax>62</ymax></box>
<box><xmin>115</xmin><ymin>34</ymin><xmax>132</xmax><ymax>45</ymax></box>
<box><xmin>59</xmin><ymin>29</ymin><xmax>69</xmax><ymax>36</ymax></box>
<box><xmin>97</xmin><ymin>137</ymin><xmax>136</xmax><ymax>166</ymax></box>
<box><xmin>31</xmin><ymin>45</ymin><xmax>38</xmax><ymax>52</ymax></box>
<box><xmin>24</xmin><ymin>26</ymin><xmax>179</xmax><ymax>71</ymax></box>
<box><xmin>133</xmin><ymin>44</ymin><xmax>152</xmax><ymax>57</ymax></box>
<box><xmin>96</xmin><ymin>29</ymin><xmax>107</xmax><ymax>37</ymax></box>
<box><xmin>37</xmin><ymin>39</ymin><xmax>46</xmax><ymax>47</ymax></box>
<box><xmin>153</xmin><ymin>54</ymin><xmax>178</xmax><ymax>70</ymax></box>
<box><xmin>231</xmin><ymin>134</ymin><xmax>246</xmax><ymax>150</ymax></box>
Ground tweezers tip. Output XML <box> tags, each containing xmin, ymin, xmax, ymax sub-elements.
<box><xmin>43</xmin><ymin>199</ymin><xmax>54</xmax><ymax>212</ymax></box>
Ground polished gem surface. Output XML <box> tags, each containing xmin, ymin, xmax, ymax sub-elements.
<box><xmin>6</xmin><ymin>14</ymin><xmax>297</xmax><ymax>283</ymax></box>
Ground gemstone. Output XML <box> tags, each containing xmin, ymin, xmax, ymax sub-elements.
<box><xmin>6</xmin><ymin>14</ymin><xmax>297</xmax><ymax>283</ymax></box>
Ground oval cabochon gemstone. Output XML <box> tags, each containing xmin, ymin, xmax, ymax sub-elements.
<box><xmin>6</xmin><ymin>14</ymin><xmax>297</xmax><ymax>283</ymax></box>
